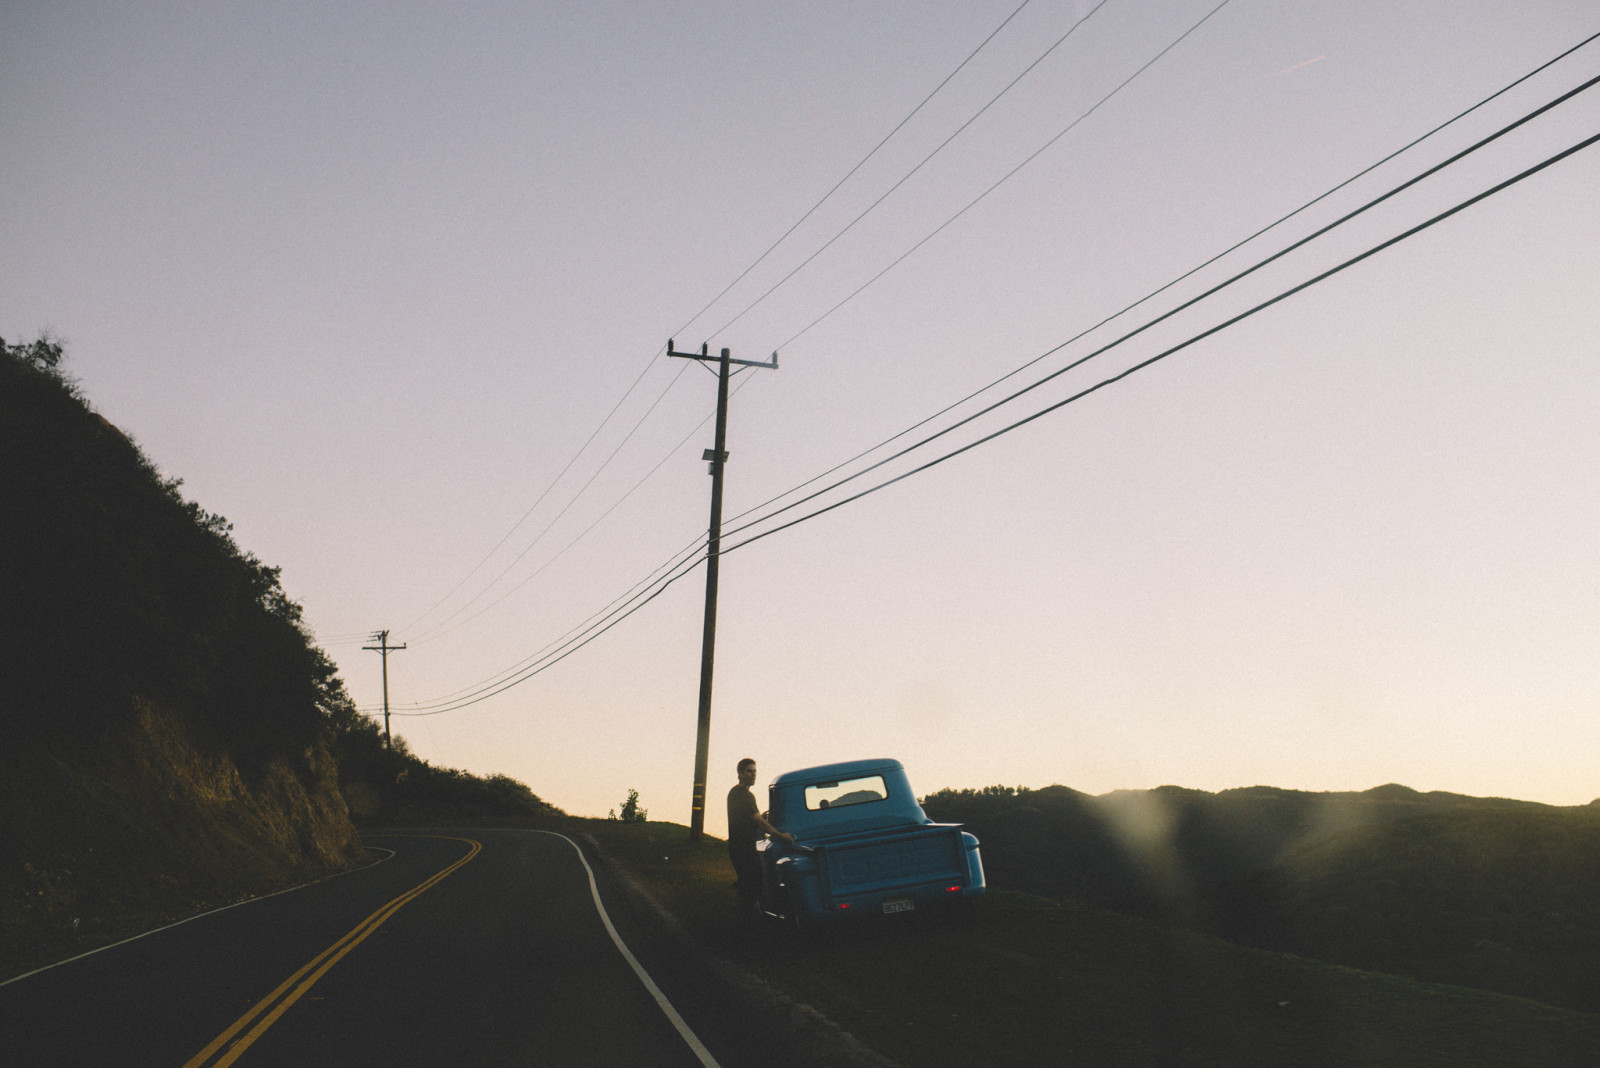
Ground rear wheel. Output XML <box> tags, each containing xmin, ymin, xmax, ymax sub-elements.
<box><xmin>771</xmin><ymin>882</ymin><xmax>804</xmax><ymax>932</ymax></box>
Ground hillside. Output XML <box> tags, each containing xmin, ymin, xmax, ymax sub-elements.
<box><xmin>0</xmin><ymin>336</ymin><xmax>367</xmax><ymax>971</ymax></box>
<box><xmin>0</xmin><ymin>336</ymin><xmax>571</xmax><ymax>976</ymax></box>
<box><xmin>1215</xmin><ymin>801</ymin><xmax>1600</xmax><ymax>1013</ymax></box>
<box><xmin>922</xmin><ymin>781</ymin><xmax>1600</xmax><ymax>1013</ymax></box>
<box><xmin>328</xmin><ymin>706</ymin><xmax>564</xmax><ymax>827</ymax></box>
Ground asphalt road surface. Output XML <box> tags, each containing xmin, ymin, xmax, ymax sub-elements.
<box><xmin>0</xmin><ymin>829</ymin><xmax>802</xmax><ymax>1067</ymax></box>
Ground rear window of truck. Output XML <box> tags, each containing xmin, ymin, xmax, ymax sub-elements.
<box><xmin>804</xmin><ymin>775</ymin><xmax>888</xmax><ymax>811</ymax></box>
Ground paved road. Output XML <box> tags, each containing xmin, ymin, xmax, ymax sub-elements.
<box><xmin>0</xmin><ymin>829</ymin><xmax>781</xmax><ymax>1067</ymax></box>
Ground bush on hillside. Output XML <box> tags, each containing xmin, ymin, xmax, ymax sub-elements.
<box><xmin>609</xmin><ymin>788</ymin><xmax>647</xmax><ymax>822</ymax></box>
<box><xmin>327</xmin><ymin>701</ymin><xmax>561</xmax><ymax>823</ymax></box>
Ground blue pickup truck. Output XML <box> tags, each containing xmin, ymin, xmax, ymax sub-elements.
<box><xmin>756</xmin><ymin>758</ymin><xmax>985</xmax><ymax>924</ymax></box>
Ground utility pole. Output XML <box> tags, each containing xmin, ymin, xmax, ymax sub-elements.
<box><xmin>362</xmin><ymin>629</ymin><xmax>406</xmax><ymax>749</ymax></box>
<box><xmin>669</xmin><ymin>340</ymin><xmax>778</xmax><ymax>841</ymax></box>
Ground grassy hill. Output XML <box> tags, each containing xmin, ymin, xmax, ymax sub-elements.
<box><xmin>921</xmin><ymin>781</ymin><xmax>1600</xmax><ymax>1015</ymax></box>
<box><xmin>1215</xmin><ymin>801</ymin><xmax>1600</xmax><ymax>1013</ymax></box>
<box><xmin>584</xmin><ymin>817</ymin><xmax>1600</xmax><ymax>1068</ymax></box>
<box><xmin>0</xmin><ymin>335</ymin><xmax>565</xmax><ymax>977</ymax></box>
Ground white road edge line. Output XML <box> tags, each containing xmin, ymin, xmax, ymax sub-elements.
<box><xmin>530</xmin><ymin>830</ymin><xmax>722</xmax><ymax>1068</ymax></box>
<box><xmin>0</xmin><ymin>845</ymin><xmax>397</xmax><ymax>989</ymax></box>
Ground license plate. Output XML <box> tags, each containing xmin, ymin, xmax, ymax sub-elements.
<box><xmin>882</xmin><ymin>896</ymin><xmax>915</xmax><ymax>914</ymax></box>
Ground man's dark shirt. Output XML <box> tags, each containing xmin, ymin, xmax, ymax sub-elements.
<box><xmin>727</xmin><ymin>782</ymin><xmax>763</xmax><ymax>903</ymax></box>
<box><xmin>727</xmin><ymin>783</ymin><xmax>760</xmax><ymax>848</ymax></box>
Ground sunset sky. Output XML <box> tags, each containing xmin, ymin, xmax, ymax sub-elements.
<box><xmin>5</xmin><ymin>0</ymin><xmax>1597</xmax><ymax>832</ymax></box>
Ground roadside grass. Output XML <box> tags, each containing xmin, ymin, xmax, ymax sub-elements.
<box><xmin>575</xmin><ymin>818</ymin><xmax>1600</xmax><ymax>1068</ymax></box>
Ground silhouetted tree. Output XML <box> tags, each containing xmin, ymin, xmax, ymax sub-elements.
<box><xmin>609</xmin><ymin>788</ymin><xmax>647</xmax><ymax>822</ymax></box>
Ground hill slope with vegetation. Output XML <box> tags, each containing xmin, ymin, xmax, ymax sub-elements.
<box><xmin>1216</xmin><ymin>800</ymin><xmax>1600</xmax><ymax>1013</ymax></box>
<box><xmin>0</xmin><ymin>336</ymin><xmax>559</xmax><ymax>975</ymax></box>
<box><xmin>0</xmin><ymin>335</ymin><xmax>369</xmax><ymax>969</ymax></box>
<box><xmin>328</xmin><ymin>708</ymin><xmax>562</xmax><ymax>827</ymax></box>
<box><xmin>922</xmin><ymin>781</ymin><xmax>1600</xmax><ymax>1013</ymax></box>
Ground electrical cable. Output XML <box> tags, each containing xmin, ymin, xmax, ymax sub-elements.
<box><xmin>372</xmin><ymin>123</ymin><xmax>1600</xmax><ymax>717</ymax></box>
<box><xmin>384</xmin><ymin>547</ymin><xmax>709</xmax><ymax>716</ymax></box>
<box><xmin>772</xmin><ymin>0</ymin><xmax>1233</xmax><ymax>353</ymax></box>
<box><xmin>365</xmin><ymin>372</ymin><xmax>764</xmax><ymax>711</ymax></box>
<box><xmin>666</xmin><ymin>0</ymin><xmax>1036</xmax><ymax>347</ymax></box>
<box><xmin>371</xmin><ymin>534</ymin><xmax>708</xmax><ymax>712</ymax></box>
<box><xmin>410</xmin><ymin>377</ymin><xmax>716</xmax><ymax>645</ymax></box>
<box><xmin>720</xmin><ymin>127</ymin><xmax>1600</xmax><ymax>557</ymax></box>
<box><xmin>408</xmin><ymin>361</ymin><xmax>692</xmax><ymax>643</ymax></box>
<box><xmin>670</xmin><ymin>0</ymin><xmax>1200</xmax><ymax>501</ymax></box>
<box><xmin>368</xmin><ymin>537</ymin><xmax>704</xmax><ymax>711</ymax></box>
<box><xmin>364</xmin><ymin>35</ymin><xmax>1600</xmax><ymax>717</ymax></box>
<box><xmin>385</xmin><ymin>0</ymin><xmax>1034</xmax><ymax>643</ymax></box>
<box><xmin>375</xmin><ymin>371</ymin><xmax>762</xmax><ymax>707</ymax></box>
<box><xmin>717</xmin><ymin>26</ymin><xmax>1600</xmax><ymax>537</ymax></box>
<box><xmin>396</xmin><ymin>346</ymin><xmax>674</xmax><ymax>637</ymax></box>
<box><xmin>702</xmin><ymin>0</ymin><xmax>1116</xmax><ymax>344</ymax></box>
<box><xmin>719</xmin><ymin>66</ymin><xmax>1600</xmax><ymax>547</ymax></box>
<box><xmin>378</xmin><ymin>1</ymin><xmax>1035</xmax><ymax>647</ymax></box>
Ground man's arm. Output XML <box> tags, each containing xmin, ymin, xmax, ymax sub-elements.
<box><xmin>755</xmin><ymin>811</ymin><xmax>795</xmax><ymax>844</ymax></box>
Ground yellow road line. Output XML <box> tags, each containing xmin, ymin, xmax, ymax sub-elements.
<box><xmin>183</xmin><ymin>836</ymin><xmax>481</xmax><ymax>1068</ymax></box>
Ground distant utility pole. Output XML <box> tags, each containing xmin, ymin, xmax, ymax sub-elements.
<box><xmin>669</xmin><ymin>340</ymin><xmax>779</xmax><ymax>842</ymax></box>
<box><xmin>362</xmin><ymin>629</ymin><xmax>407</xmax><ymax>749</ymax></box>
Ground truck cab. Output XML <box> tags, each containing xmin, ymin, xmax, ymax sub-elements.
<box><xmin>757</xmin><ymin>758</ymin><xmax>984</xmax><ymax>924</ymax></box>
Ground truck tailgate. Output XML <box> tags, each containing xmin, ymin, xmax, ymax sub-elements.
<box><xmin>821</xmin><ymin>827</ymin><xmax>965</xmax><ymax>898</ymax></box>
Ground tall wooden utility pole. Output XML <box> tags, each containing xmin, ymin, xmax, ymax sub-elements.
<box><xmin>363</xmin><ymin>629</ymin><xmax>406</xmax><ymax>749</ymax></box>
<box><xmin>669</xmin><ymin>340</ymin><xmax>778</xmax><ymax>841</ymax></box>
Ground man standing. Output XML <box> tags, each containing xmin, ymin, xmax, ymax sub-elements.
<box><xmin>727</xmin><ymin>757</ymin><xmax>794</xmax><ymax>916</ymax></box>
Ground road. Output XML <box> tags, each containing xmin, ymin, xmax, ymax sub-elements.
<box><xmin>0</xmin><ymin>829</ymin><xmax>795</xmax><ymax>1067</ymax></box>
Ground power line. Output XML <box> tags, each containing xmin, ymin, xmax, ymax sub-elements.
<box><xmin>401</xmin><ymin>347</ymin><xmax>779</xmax><ymax>647</ymax></box>
<box><xmin>362</xmin><ymin>36</ymin><xmax>1600</xmax><ymax>719</ymax></box>
<box><xmin>396</xmin><ymin>347</ymin><xmax>677</xmax><ymax>638</ymax></box>
<box><xmin>717</xmin><ymin>65</ymin><xmax>1600</xmax><ymax>548</ymax></box>
<box><xmin>381</xmin><ymin>2</ymin><xmax>1037</xmax><ymax>647</ymax></box>
<box><xmin>408</xmin><ymin>361</ymin><xmax>692</xmax><ymax>644</ymax></box>
<box><xmin>364</xmin><ymin>375</ymin><xmax>765</xmax><ymax>712</ymax></box>
<box><xmin>385</xmin><ymin>546</ymin><xmax>709</xmax><ymax>716</ymax></box>
<box><xmin>370</xmin><ymin>547</ymin><xmax>700</xmax><ymax>714</ymax></box>
<box><xmin>410</xmin><ymin>376</ymin><xmax>717</xmax><ymax>646</ymax></box>
<box><xmin>375</xmin><ymin>535</ymin><xmax>708</xmax><ymax>713</ymax></box>
<box><xmin>772</xmin><ymin>0</ymin><xmax>1234</xmax><ymax>353</ymax></box>
<box><xmin>667</xmin><ymin>0</ymin><xmax>1036</xmax><ymax>347</ymax></box>
<box><xmin>374</xmin><ymin>121</ymin><xmax>1600</xmax><ymax>718</ymax></box>
<box><xmin>720</xmin><ymin>127</ymin><xmax>1600</xmax><ymax>557</ymax></box>
<box><xmin>665</xmin><ymin>0</ymin><xmax>1210</xmax><ymax>496</ymax></box>
<box><xmin>703</xmin><ymin>0</ymin><xmax>1117</xmax><ymax>345</ymax></box>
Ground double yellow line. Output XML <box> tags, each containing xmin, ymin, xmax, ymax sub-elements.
<box><xmin>184</xmin><ymin>836</ymin><xmax>481</xmax><ymax>1068</ymax></box>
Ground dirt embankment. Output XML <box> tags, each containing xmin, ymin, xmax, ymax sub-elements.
<box><xmin>1</xmin><ymin>702</ymin><xmax>367</xmax><ymax>975</ymax></box>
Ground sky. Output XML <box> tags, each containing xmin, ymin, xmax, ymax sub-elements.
<box><xmin>4</xmin><ymin>1</ymin><xmax>1598</xmax><ymax>833</ymax></box>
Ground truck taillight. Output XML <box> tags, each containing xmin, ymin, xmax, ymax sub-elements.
<box><xmin>945</xmin><ymin>885</ymin><xmax>961</xmax><ymax>893</ymax></box>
